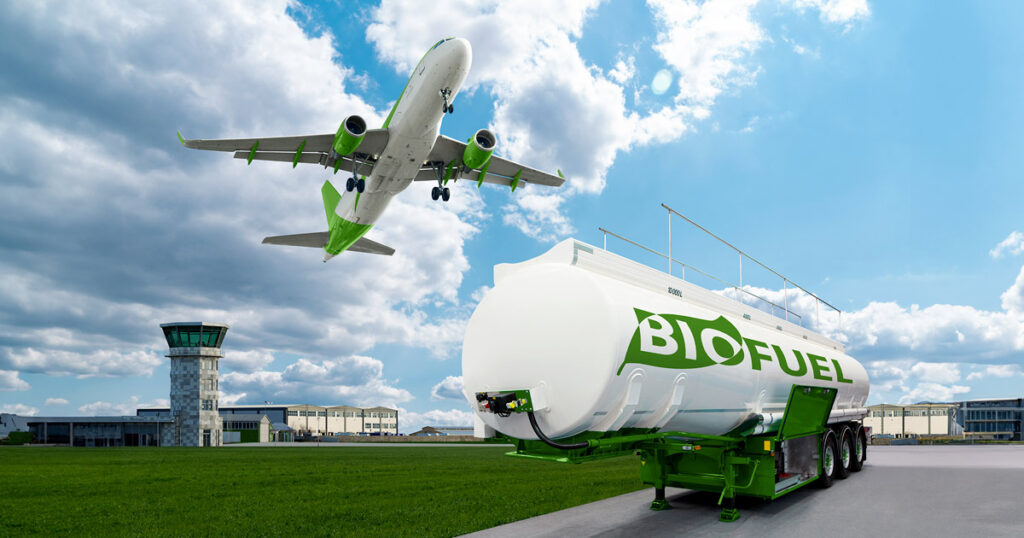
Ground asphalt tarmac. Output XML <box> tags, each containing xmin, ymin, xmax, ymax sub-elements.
<box><xmin>465</xmin><ymin>445</ymin><xmax>1024</xmax><ymax>537</ymax></box>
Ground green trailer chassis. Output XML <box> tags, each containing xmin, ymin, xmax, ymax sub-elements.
<box><xmin>494</xmin><ymin>384</ymin><xmax>839</xmax><ymax>522</ymax></box>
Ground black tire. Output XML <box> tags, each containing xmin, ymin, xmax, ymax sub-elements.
<box><xmin>441</xmin><ymin>187</ymin><xmax>450</xmax><ymax>202</ymax></box>
<box><xmin>356</xmin><ymin>178</ymin><xmax>365</xmax><ymax>193</ymax></box>
<box><xmin>850</xmin><ymin>426</ymin><xmax>867</xmax><ymax>472</ymax></box>
<box><xmin>836</xmin><ymin>426</ymin><xmax>853</xmax><ymax>479</ymax></box>
<box><xmin>431</xmin><ymin>186</ymin><xmax>441</xmax><ymax>200</ymax></box>
<box><xmin>818</xmin><ymin>430</ymin><xmax>838</xmax><ymax>488</ymax></box>
<box><xmin>448</xmin><ymin>104</ymin><xmax>454</xmax><ymax>113</ymax></box>
<box><xmin>346</xmin><ymin>177</ymin><xmax>355</xmax><ymax>192</ymax></box>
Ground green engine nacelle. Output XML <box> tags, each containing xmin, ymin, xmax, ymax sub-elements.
<box><xmin>462</xmin><ymin>128</ymin><xmax>496</xmax><ymax>170</ymax></box>
<box><xmin>333</xmin><ymin>115</ymin><xmax>367</xmax><ymax>156</ymax></box>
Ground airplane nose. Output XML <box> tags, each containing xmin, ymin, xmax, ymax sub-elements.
<box><xmin>447</xmin><ymin>37</ymin><xmax>472</xmax><ymax>69</ymax></box>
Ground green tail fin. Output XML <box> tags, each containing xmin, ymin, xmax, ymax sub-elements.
<box><xmin>321</xmin><ymin>180</ymin><xmax>341</xmax><ymax>223</ymax></box>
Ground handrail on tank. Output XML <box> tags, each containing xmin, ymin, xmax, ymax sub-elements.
<box><xmin>597</xmin><ymin>227</ymin><xmax>803</xmax><ymax>325</ymax></box>
<box><xmin>662</xmin><ymin>203</ymin><xmax>841</xmax><ymax>314</ymax></box>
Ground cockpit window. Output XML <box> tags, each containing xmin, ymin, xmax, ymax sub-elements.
<box><xmin>430</xmin><ymin>37</ymin><xmax>454</xmax><ymax>51</ymax></box>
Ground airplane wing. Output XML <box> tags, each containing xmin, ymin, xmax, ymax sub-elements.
<box><xmin>417</xmin><ymin>135</ymin><xmax>565</xmax><ymax>188</ymax></box>
<box><xmin>177</xmin><ymin>130</ymin><xmax>390</xmax><ymax>171</ymax></box>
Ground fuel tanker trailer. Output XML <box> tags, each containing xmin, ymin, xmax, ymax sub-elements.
<box><xmin>463</xmin><ymin>239</ymin><xmax>870</xmax><ymax>521</ymax></box>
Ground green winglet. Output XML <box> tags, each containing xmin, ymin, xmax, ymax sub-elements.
<box><xmin>293</xmin><ymin>139</ymin><xmax>307</xmax><ymax>168</ymax></box>
<box><xmin>557</xmin><ymin>169</ymin><xmax>565</xmax><ymax>179</ymax></box>
<box><xmin>247</xmin><ymin>141</ymin><xmax>259</xmax><ymax>165</ymax></box>
<box><xmin>476</xmin><ymin>159</ymin><xmax>491</xmax><ymax>188</ymax></box>
<box><xmin>176</xmin><ymin>131</ymin><xmax>186</xmax><ymax>146</ymax></box>
<box><xmin>510</xmin><ymin>169</ymin><xmax>522</xmax><ymax>192</ymax></box>
<box><xmin>443</xmin><ymin>161</ymin><xmax>456</xmax><ymax>186</ymax></box>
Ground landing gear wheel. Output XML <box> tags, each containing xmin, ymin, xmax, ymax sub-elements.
<box><xmin>441</xmin><ymin>187</ymin><xmax>450</xmax><ymax>202</ymax></box>
<box><xmin>817</xmin><ymin>430</ymin><xmax>838</xmax><ymax>489</ymax></box>
<box><xmin>356</xmin><ymin>178</ymin><xmax>365</xmax><ymax>193</ymax></box>
<box><xmin>346</xmin><ymin>177</ymin><xmax>355</xmax><ymax>192</ymax></box>
<box><xmin>850</xmin><ymin>426</ymin><xmax>867</xmax><ymax>472</ymax></box>
<box><xmin>431</xmin><ymin>186</ymin><xmax>441</xmax><ymax>201</ymax></box>
<box><xmin>447</xmin><ymin>104</ymin><xmax>454</xmax><ymax>114</ymax></box>
<box><xmin>836</xmin><ymin>427</ymin><xmax>853</xmax><ymax>479</ymax></box>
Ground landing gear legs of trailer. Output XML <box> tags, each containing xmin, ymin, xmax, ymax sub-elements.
<box><xmin>650</xmin><ymin>487</ymin><xmax>669</xmax><ymax>511</ymax></box>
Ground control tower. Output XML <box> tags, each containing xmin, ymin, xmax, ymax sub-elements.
<box><xmin>159</xmin><ymin>322</ymin><xmax>229</xmax><ymax>447</ymax></box>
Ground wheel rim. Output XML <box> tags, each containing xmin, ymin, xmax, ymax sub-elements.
<box><xmin>856</xmin><ymin>437</ymin><xmax>864</xmax><ymax>460</ymax></box>
<box><xmin>824</xmin><ymin>444</ymin><xmax>834</xmax><ymax>476</ymax></box>
<box><xmin>842</xmin><ymin>441</ymin><xmax>850</xmax><ymax>467</ymax></box>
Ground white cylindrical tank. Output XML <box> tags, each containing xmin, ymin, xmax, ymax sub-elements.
<box><xmin>462</xmin><ymin>239</ymin><xmax>869</xmax><ymax>441</ymax></box>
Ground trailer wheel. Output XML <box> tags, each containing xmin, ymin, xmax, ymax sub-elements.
<box><xmin>817</xmin><ymin>430</ymin><xmax>838</xmax><ymax>488</ymax></box>
<box><xmin>850</xmin><ymin>426</ymin><xmax>867</xmax><ymax>472</ymax></box>
<box><xmin>836</xmin><ymin>426</ymin><xmax>853</xmax><ymax>479</ymax></box>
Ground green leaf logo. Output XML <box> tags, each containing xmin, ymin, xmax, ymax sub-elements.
<box><xmin>617</xmin><ymin>308</ymin><xmax>746</xmax><ymax>375</ymax></box>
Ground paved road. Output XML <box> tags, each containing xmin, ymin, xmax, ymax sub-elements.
<box><xmin>466</xmin><ymin>445</ymin><xmax>1024</xmax><ymax>537</ymax></box>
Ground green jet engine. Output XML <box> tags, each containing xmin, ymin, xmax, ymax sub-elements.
<box><xmin>462</xmin><ymin>128</ymin><xmax>496</xmax><ymax>170</ymax></box>
<box><xmin>332</xmin><ymin>115</ymin><xmax>367</xmax><ymax>156</ymax></box>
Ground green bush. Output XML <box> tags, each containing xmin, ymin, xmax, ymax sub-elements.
<box><xmin>2</xmin><ymin>431</ymin><xmax>34</xmax><ymax>445</ymax></box>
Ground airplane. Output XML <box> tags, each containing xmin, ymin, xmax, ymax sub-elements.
<box><xmin>177</xmin><ymin>37</ymin><xmax>565</xmax><ymax>261</ymax></box>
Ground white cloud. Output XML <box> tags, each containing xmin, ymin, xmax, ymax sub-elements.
<box><xmin>1</xmin><ymin>403</ymin><xmax>38</xmax><ymax>416</ymax></box>
<box><xmin>1000</xmin><ymin>265</ymin><xmax>1024</xmax><ymax>314</ymax></box>
<box><xmin>898</xmin><ymin>382</ymin><xmax>970</xmax><ymax>404</ymax></box>
<box><xmin>1</xmin><ymin>348</ymin><xmax>163</xmax><ymax>378</ymax></box>
<box><xmin>221</xmin><ymin>355</ymin><xmax>413</xmax><ymax>408</ymax></box>
<box><xmin>0</xmin><ymin>369</ymin><xmax>30</xmax><ymax>391</ymax></box>
<box><xmin>990</xmin><ymin>231</ymin><xmax>1024</xmax><ymax>259</ymax></box>
<box><xmin>0</xmin><ymin>0</ymin><xmax>487</xmax><ymax>390</ymax></box>
<box><xmin>789</xmin><ymin>0</ymin><xmax>871</xmax><ymax>26</ymax></box>
<box><xmin>609</xmin><ymin>55</ymin><xmax>636</xmax><ymax>85</ymax></box>
<box><xmin>44</xmin><ymin>398</ymin><xmax>69</xmax><ymax>406</ymax></box>
<box><xmin>78</xmin><ymin>395</ymin><xmax>148</xmax><ymax>416</ymax></box>
<box><xmin>649</xmin><ymin>0</ymin><xmax>764</xmax><ymax>108</ymax></box>
<box><xmin>220</xmin><ymin>350</ymin><xmax>275</xmax><ymax>373</ymax></box>
<box><xmin>721</xmin><ymin>270</ymin><xmax>1024</xmax><ymax>365</ymax></box>
<box><xmin>430</xmin><ymin>376</ymin><xmax>465</xmax><ymax>401</ymax></box>
<box><xmin>966</xmin><ymin>364</ymin><xmax>1022</xmax><ymax>381</ymax></box>
<box><xmin>399</xmin><ymin>407</ymin><xmax>475</xmax><ymax>433</ymax></box>
<box><xmin>909</xmin><ymin>362</ymin><xmax>961</xmax><ymax>384</ymax></box>
<box><xmin>368</xmin><ymin>0</ymin><xmax>866</xmax><ymax>242</ymax></box>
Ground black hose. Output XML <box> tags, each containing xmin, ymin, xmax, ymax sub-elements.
<box><xmin>527</xmin><ymin>411</ymin><xmax>590</xmax><ymax>450</ymax></box>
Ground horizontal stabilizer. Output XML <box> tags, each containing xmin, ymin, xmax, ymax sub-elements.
<box><xmin>261</xmin><ymin>232</ymin><xmax>395</xmax><ymax>256</ymax></box>
<box><xmin>262</xmin><ymin>232</ymin><xmax>330</xmax><ymax>248</ymax></box>
<box><xmin>350</xmin><ymin>236</ymin><xmax>395</xmax><ymax>256</ymax></box>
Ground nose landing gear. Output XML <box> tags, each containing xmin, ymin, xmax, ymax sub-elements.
<box><xmin>440</xmin><ymin>88</ymin><xmax>454</xmax><ymax>114</ymax></box>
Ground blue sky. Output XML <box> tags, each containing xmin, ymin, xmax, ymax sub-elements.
<box><xmin>2</xmin><ymin>0</ymin><xmax>1023</xmax><ymax>430</ymax></box>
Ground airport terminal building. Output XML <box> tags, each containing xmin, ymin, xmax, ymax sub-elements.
<box><xmin>11</xmin><ymin>322</ymin><xmax>398</xmax><ymax>446</ymax></box>
<box><xmin>137</xmin><ymin>404</ymin><xmax>398</xmax><ymax>437</ymax></box>
<box><xmin>956</xmin><ymin>398</ymin><xmax>1023</xmax><ymax>441</ymax></box>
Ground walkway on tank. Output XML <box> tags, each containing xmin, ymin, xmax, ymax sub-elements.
<box><xmin>464</xmin><ymin>445</ymin><xmax>1024</xmax><ymax>538</ymax></box>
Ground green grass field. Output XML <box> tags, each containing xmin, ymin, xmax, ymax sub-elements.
<box><xmin>0</xmin><ymin>446</ymin><xmax>645</xmax><ymax>536</ymax></box>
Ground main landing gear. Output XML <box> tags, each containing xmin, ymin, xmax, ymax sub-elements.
<box><xmin>346</xmin><ymin>176</ymin><xmax>365</xmax><ymax>193</ymax></box>
<box><xmin>428</xmin><ymin>160</ymin><xmax>451</xmax><ymax>202</ymax></box>
<box><xmin>440</xmin><ymin>88</ymin><xmax>454</xmax><ymax>114</ymax></box>
<box><xmin>431</xmin><ymin>186</ymin><xmax>450</xmax><ymax>202</ymax></box>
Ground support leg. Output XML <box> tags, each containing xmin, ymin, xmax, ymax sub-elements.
<box><xmin>718</xmin><ymin>495</ymin><xmax>740</xmax><ymax>522</ymax></box>
<box><xmin>650</xmin><ymin>486</ymin><xmax>670</xmax><ymax>511</ymax></box>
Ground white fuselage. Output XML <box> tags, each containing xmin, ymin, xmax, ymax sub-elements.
<box><xmin>334</xmin><ymin>38</ymin><xmax>471</xmax><ymax>225</ymax></box>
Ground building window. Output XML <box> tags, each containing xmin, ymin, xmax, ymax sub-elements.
<box><xmin>201</xmin><ymin>400</ymin><xmax>214</xmax><ymax>411</ymax></box>
<box><xmin>318</xmin><ymin>412</ymin><xmax>327</xmax><ymax>417</ymax></box>
<box><xmin>287</xmin><ymin>410</ymin><xmax>298</xmax><ymax>417</ymax></box>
